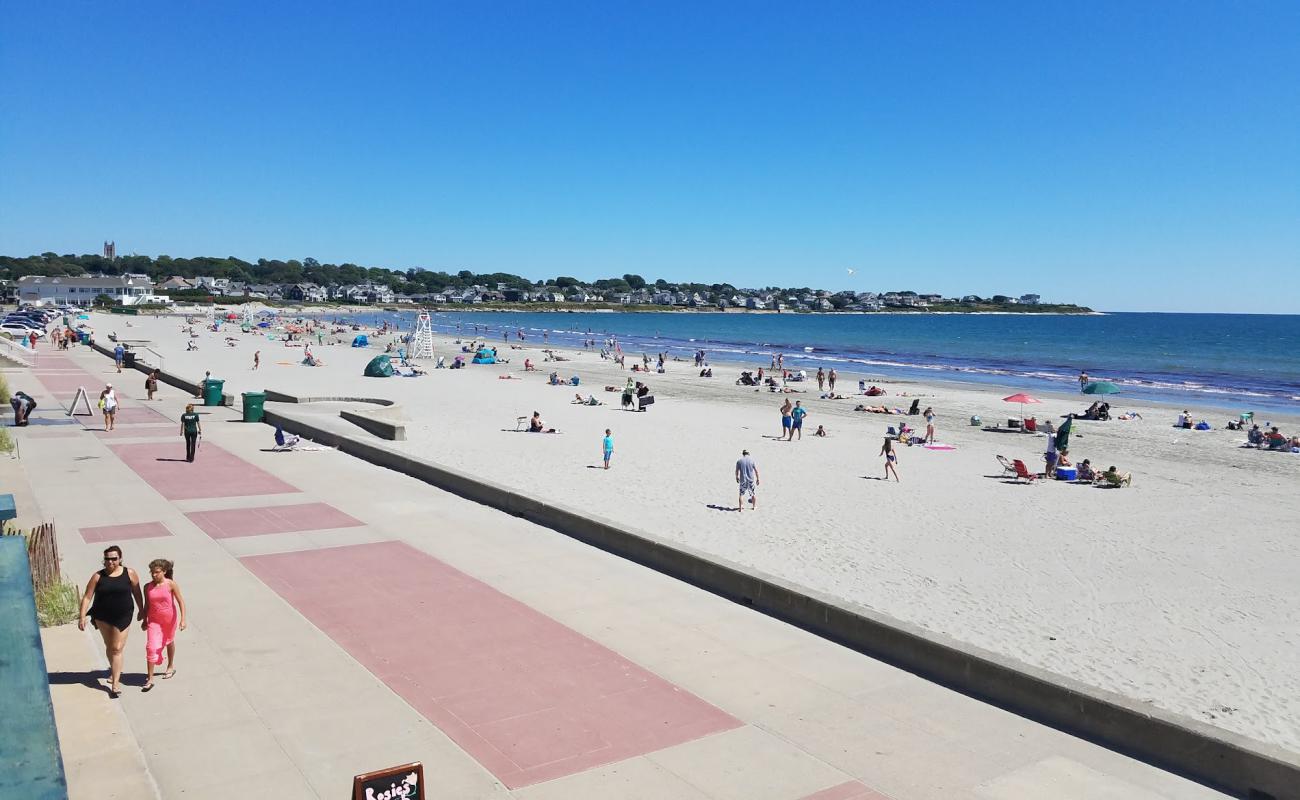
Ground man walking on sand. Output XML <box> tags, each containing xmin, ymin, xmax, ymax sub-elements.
<box><xmin>735</xmin><ymin>449</ymin><xmax>760</xmax><ymax>511</ymax></box>
<box><xmin>253</xmin><ymin>350</ymin><xmax>260</xmax><ymax>370</ymax></box>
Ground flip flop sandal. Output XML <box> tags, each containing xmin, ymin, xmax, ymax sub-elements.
<box><xmin>162</xmin><ymin>669</ymin><xmax>176</xmax><ymax>679</ymax></box>
<box><xmin>141</xmin><ymin>683</ymin><xmax>154</xmax><ymax>692</ymax></box>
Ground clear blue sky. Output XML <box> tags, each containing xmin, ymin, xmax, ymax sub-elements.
<box><xmin>2</xmin><ymin>1</ymin><xmax>1297</xmax><ymax>312</ymax></box>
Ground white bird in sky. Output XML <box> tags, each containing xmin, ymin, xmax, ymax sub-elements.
<box><xmin>846</xmin><ymin>268</ymin><xmax>856</xmax><ymax>275</ymax></box>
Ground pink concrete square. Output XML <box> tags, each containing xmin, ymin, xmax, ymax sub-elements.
<box><xmin>799</xmin><ymin>781</ymin><xmax>893</xmax><ymax>800</ymax></box>
<box><xmin>79</xmin><ymin>522</ymin><xmax>173</xmax><ymax>544</ymax></box>
<box><xmin>240</xmin><ymin>541</ymin><xmax>741</xmax><ymax>788</ymax></box>
<box><xmin>106</xmin><ymin>441</ymin><xmax>298</xmax><ymax>500</ymax></box>
<box><xmin>186</xmin><ymin>503</ymin><xmax>364</xmax><ymax>539</ymax></box>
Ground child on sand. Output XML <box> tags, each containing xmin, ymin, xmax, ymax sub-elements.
<box><xmin>602</xmin><ymin>429</ymin><xmax>614</xmax><ymax>469</ymax></box>
<box><xmin>140</xmin><ymin>559</ymin><xmax>187</xmax><ymax>691</ymax></box>
<box><xmin>880</xmin><ymin>438</ymin><xmax>900</xmax><ymax>481</ymax></box>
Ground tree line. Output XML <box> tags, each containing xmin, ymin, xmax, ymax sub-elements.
<box><xmin>0</xmin><ymin>252</ymin><xmax>742</xmax><ymax>297</ymax></box>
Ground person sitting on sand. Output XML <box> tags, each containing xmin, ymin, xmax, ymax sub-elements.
<box><xmin>814</xmin><ymin>424</ymin><xmax>827</xmax><ymax>437</ymax></box>
<box><xmin>528</xmin><ymin>411</ymin><xmax>558</xmax><ymax>433</ymax></box>
<box><xmin>1099</xmin><ymin>465</ymin><xmax>1132</xmax><ymax>487</ymax></box>
<box><xmin>1176</xmin><ymin>410</ymin><xmax>1193</xmax><ymax>429</ymax></box>
<box><xmin>186</xmin><ymin>340</ymin><xmax>198</xmax><ymax>351</ymax></box>
<box><xmin>1076</xmin><ymin>459</ymin><xmax>1097</xmax><ymax>482</ymax></box>
<box><xmin>699</xmin><ymin>367</ymin><xmax>713</xmax><ymax>377</ymax></box>
<box><xmin>524</xmin><ymin>359</ymin><xmax>536</xmax><ymax>371</ymax></box>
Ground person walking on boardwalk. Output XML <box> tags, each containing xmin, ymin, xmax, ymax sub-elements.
<box><xmin>114</xmin><ymin>342</ymin><xmax>126</xmax><ymax>372</ymax></box>
<box><xmin>735</xmin><ymin>449</ymin><xmax>760</xmax><ymax>511</ymax></box>
<box><xmin>602</xmin><ymin>428</ymin><xmax>614</xmax><ymax>469</ymax></box>
<box><xmin>140</xmin><ymin>559</ymin><xmax>187</xmax><ymax>691</ymax></box>
<box><xmin>180</xmin><ymin>403</ymin><xmax>201</xmax><ymax>463</ymax></box>
<box><xmin>99</xmin><ymin>384</ymin><xmax>118</xmax><ymax>431</ymax></box>
<box><xmin>78</xmin><ymin>545</ymin><xmax>144</xmax><ymax>698</ymax></box>
<box><xmin>880</xmin><ymin>437</ymin><xmax>900</xmax><ymax>481</ymax></box>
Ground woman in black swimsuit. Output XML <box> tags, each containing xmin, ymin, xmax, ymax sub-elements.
<box><xmin>78</xmin><ymin>545</ymin><xmax>144</xmax><ymax>697</ymax></box>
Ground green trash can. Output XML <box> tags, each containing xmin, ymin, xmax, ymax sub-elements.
<box><xmin>241</xmin><ymin>391</ymin><xmax>266</xmax><ymax>423</ymax></box>
<box><xmin>202</xmin><ymin>379</ymin><xmax>225</xmax><ymax>407</ymax></box>
<box><xmin>78</xmin><ymin>331</ymin><xmax>90</xmax><ymax>345</ymax></box>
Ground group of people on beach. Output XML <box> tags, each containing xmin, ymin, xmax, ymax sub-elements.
<box><xmin>78</xmin><ymin>546</ymin><xmax>187</xmax><ymax>696</ymax></box>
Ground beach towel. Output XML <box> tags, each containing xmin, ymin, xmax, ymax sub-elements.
<box><xmin>923</xmin><ymin>444</ymin><xmax>957</xmax><ymax>451</ymax></box>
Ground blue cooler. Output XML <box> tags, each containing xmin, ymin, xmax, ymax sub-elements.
<box><xmin>1056</xmin><ymin>466</ymin><xmax>1078</xmax><ymax>481</ymax></box>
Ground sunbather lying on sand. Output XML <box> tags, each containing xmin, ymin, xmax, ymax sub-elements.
<box><xmin>854</xmin><ymin>404</ymin><xmax>898</xmax><ymax>414</ymax></box>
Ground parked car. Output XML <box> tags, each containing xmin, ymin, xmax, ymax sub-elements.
<box><xmin>1</xmin><ymin>323</ymin><xmax>45</xmax><ymax>337</ymax></box>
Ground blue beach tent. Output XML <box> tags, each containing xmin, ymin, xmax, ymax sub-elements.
<box><xmin>351</xmin><ymin>334</ymin><xmax>369</xmax><ymax>347</ymax></box>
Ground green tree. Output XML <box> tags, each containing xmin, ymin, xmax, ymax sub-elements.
<box><xmin>623</xmin><ymin>274</ymin><xmax>646</xmax><ymax>289</ymax></box>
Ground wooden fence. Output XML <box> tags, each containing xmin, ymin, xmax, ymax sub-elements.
<box><xmin>1</xmin><ymin>522</ymin><xmax>60</xmax><ymax>592</ymax></box>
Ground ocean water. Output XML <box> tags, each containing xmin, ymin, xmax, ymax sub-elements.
<box><xmin>347</xmin><ymin>310</ymin><xmax>1300</xmax><ymax>413</ymax></box>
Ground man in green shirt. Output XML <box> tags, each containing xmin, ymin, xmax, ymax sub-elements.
<box><xmin>180</xmin><ymin>403</ymin><xmax>202</xmax><ymax>463</ymax></box>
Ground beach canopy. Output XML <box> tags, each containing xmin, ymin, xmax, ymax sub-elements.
<box><xmin>1082</xmin><ymin>381</ymin><xmax>1120</xmax><ymax>395</ymax></box>
<box><xmin>225</xmin><ymin>313</ymin><xmax>239</xmax><ymax>320</ymax></box>
<box><xmin>352</xmin><ymin>334</ymin><xmax>369</xmax><ymax>347</ymax></box>
<box><xmin>363</xmin><ymin>355</ymin><xmax>394</xmax><ymax>377</ymax></box>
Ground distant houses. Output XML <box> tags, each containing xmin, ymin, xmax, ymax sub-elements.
<box><xmin>7</xmin><ymin>266</ymin><xmax>1056</xmax><ymax>312</ymax></box>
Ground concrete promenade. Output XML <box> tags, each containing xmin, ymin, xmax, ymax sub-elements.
<box><xmin>10</xmin><ymin>344</ymin><xmax>1231</xmax><ymax>799</ymax></box>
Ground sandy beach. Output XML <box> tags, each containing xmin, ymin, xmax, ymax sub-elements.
<box><xmin>58</xmin><ymin>309</ymin><xmax>1300</xmax><ymax>754</ymax></box>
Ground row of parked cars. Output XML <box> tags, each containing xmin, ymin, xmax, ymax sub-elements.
<box><xmin>1</xmin><ymin>304</ymin><xmax>77</xmax><ymax>339</ymax></box>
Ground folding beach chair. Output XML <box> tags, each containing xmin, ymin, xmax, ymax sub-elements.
<box><xmin>1011</xmin><ymin>459</ymin><xmax>1039</xmax><ymax>483</ymax></box>
<box><xmin>996</xmin><ymin>455</ymin><xmax>1017</xmax><ymax>477</ymax></box>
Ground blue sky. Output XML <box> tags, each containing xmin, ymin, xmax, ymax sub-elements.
<box><xmin>2</xmin><ymin>2</ymin><xmax>1297</xmax><ymax>312</ymax></box>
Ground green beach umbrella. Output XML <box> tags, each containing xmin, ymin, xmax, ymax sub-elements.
<box><xmin>1055</xmin><ymin>416</ymin><xmax>1073</xmax><ymax>451</ymax></box>
<box><xmin>1082</xmin><ymin>381</ymin><xmax>1120</xmax><ymax>395</ymax></box>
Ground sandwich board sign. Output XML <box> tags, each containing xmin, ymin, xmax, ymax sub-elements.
<box><xmin>67</xmin><ymin>387</ymin><xmax>94</xmax><ymax>417</ymax></box>
<box><xmin>352</xmin><ymin>761</ymin><xmax>423</xmax><ymax>800</ymax></box>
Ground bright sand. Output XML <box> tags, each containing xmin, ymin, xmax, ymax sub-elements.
<box><xmin>74</xmin><ymin>310</ymin><xmax>1300</xmax><ymax>752</ymax></box>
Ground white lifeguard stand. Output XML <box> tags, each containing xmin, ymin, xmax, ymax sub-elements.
<box><xmin>242</xmin><ymin>305</ymin><xmax>254</xmax><ymax>327</ymax></box>
<box><xmin>411</xmin><ymin>312</ymin><xmax>434</xmax><ymax>359</ymax></box>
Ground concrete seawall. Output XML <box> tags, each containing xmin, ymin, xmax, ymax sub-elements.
<box><xmin>92</xmin><ymin>348</ymin><xmax>1300</xmax><ymax>800</ymax></box>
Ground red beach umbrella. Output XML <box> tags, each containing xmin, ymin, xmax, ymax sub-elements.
<box><xmin>1002</xmin><ymin>393</ymin><xmax>1042</xmax><ymax>427</ymax></box>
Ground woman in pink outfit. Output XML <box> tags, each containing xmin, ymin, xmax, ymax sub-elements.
<box><xmin>140</xmin><ymin>558</ymin><xmax>187</xmax><ymax>691</ymax></box>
